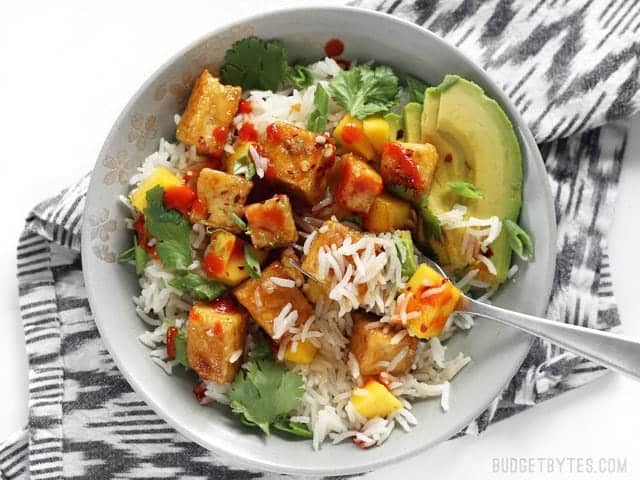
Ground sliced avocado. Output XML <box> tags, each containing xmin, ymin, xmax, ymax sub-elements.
<box><xmin>421</xmin><ymin>75</ymin><xmax>523</xmax><ymax>283</ymax></box>
<box><xmin>384</xmin><ymin>112</ymin><xmax>403</xmax><ymax>141</ymax></box>
<box><xmin>403</xmin><ymin>102</ymin><xmax>422</xmax><ymax>143</ymax></box>
<box><xmin>394</xmin><ymin>230</ymin><xmax>417</xmax><ymax>280</ymax></box>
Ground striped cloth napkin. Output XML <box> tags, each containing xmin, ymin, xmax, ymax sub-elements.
<box><xmin>2</xmin><ymin>1</ymin><xmax>638</xmax><ymax>478</ymax></box>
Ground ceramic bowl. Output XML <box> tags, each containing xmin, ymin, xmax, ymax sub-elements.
<box><xmin>82</xmin><ymin>6</ymin><xmax>556</xmax><ymax>476</ymax></box>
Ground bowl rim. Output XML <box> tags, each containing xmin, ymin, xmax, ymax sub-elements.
<box><xmin>82</xmin><ymin>4</ymin><xmax>557</xmax><ymax>475</ymax></box>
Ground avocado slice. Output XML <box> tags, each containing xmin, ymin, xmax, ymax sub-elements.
<box><xmin>421</xmin><ymin>75</ymin><xmax>523</xmax><ymax>283</ymax></box>
<box><xmin>384</xmin><ymin>112</ymin><xmax>403</xmax><ymax>141</ymax></box>
<box><xmin>403</xmin><ymin>102</ymin><xmax>422</xmax><ymax>143</ymax></box>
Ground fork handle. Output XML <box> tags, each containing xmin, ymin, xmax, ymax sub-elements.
<box><xmin>464</xmin><ymin>298</ymin><xmax>640</xmax><ymax>381</ymax></box>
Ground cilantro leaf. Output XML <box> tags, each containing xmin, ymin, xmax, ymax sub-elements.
<box><xmin>328</xmin><ymin>65</ymin><xmax>399</xmax><ymax>119</ymax></box>
<box><xmin>504</xmin><ymin>219</ymin><xmax>534</xmax><ymax>261</ymax></box>
<box><xmin>287</xmin><ymin>65</ymin><xmax>314</xmax><ymax>89</ymax></box>
<box><xmin>229</xmin><ymin>358</ymin><xmax>304</xmax><ymax>434</ymax></box>
<box><xmin>249</xmin><ymin>341</ymin><xmax>273</xmax><ymax>360</ymax></box>
<box><xmin>221</xmin><ymin>37</ymin><xmax>288</xmax><ymax>91</ymax></box>
<box><xmin>388</xmin><ymin>184</ymin><xmax>442</xmax><ymax>241</ymax></box>
<box><xmin>405</xmin><ymin>75</ymin><xmax>428</xmax><ymax>104</ymax></box>
<box><xmin>447</xmin><ymin>181</ymin><xmax>484</xmax><ymax>199</ymax></box>
<box><xmin>273</xmin><ymin>418</ymin><xmax>313</xmax><ymax>438</ymax></box>
<box><xmin>118</xmin><ymin>237</ymin><xmax>148</xmax><ymax>275</ymax></box>
<box><xmin>144</xmin><ymin>186</ymin><xmax>193</xmax><ymax>270</ymax></box>
<box><xmin>169</xmin><ymin>272</ymin><xmax>227</xmax><ymax>301</ymax></box>
<box><xmin>244</xmin><ymin>244</ymin><xmax>262</xmax><ymax>279</ymax></box>
<box><xmin>306</xmin><ymin>84</ymin><xmax>330</xmax><ymax>133</ymax></box>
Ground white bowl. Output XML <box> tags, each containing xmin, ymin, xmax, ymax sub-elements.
<box><xmin>82</xmin><ymin>6</ymin><xmax>556</xmax><ymax>476</ymax></box>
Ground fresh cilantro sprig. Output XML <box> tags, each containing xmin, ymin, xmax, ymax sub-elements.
<box><xmin>447</xmin><ymin>181</ymin><xmax>484</xmax><ymax>199</ymax></box>
<box><xmin>405</xmin><ymin>75</ymin><xmax>428</xmax><ymax>104</ymax></box>
<box><xmin>221</xmin><ymin>37</ymin><xmax>289</xmax><ymax>91</ymax></box>
<box><xmin>229</xmin><ymin>358</ymin><xmax>305</xmax><ymax>434</ymax></box>
<box><xmin>306</xmin><ymin>84</ymin><xmax>330</xmax><ymax>133</ymax></box>
<box><xmin>328</xmin><ymin>65</ymin><xmax>399</xmax><ymax>119</ymax></box>
<box><xmin>169</xmin><ymin>272</ymin><xmax>227</xmax><ymax>301</ymax></box>
<box><xmin>388</xmin><ymin>184</ymin><xmax>442</xmax><ymax>241</ymax></box>
<box><xmin>118</xmin><ymin>236</ymin><xmax>149</xmax><ymax>275</ymax></box>
<box><xmin>144</xmin><ymin>186</ymin><xmax>193</xmax><ymax>270</ymax></box>
<box><xmin>504</xmin><ymin>219</ymin><xmax>534</xmax><ymax>261</ymax></box>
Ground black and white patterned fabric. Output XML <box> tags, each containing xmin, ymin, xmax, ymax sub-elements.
<box><xmin>2</xmin><ymin>1</ymin><xmax>638</xmax><ymax>478</ymax></box>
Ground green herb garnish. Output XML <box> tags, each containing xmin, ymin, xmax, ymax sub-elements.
<box><xmin>169</xmin><ymin>272</ymin><xmax>227</xmax><ymax>301</ymax></box>
<box><xmin>328</xmin><ymin>65</ymin><xmax>399</xmax><ymax>119</ymax></box>
<box><xmin>447</xmin><ymin>181</ymin><xmax>484</xmax><ymax>199</ymax></box>
<box><xmin>504</xmin><ymin>219</ymin><xmax>534</xmax><ymax>261</ymax></box>
<box><xmin>288</xmin><ymin>65</ymin><xmax>314</xmax><ymax>89</ymax></box>
<box><xmin>230</xmin><ymin>212</ymin><xmax>248</xmax><ymax>232</ymax></box>
<box><xmin>174</xmin><ymin>329</ymin><xmax>189</xmax><ymax>368</ymax></box>
<box><xmin>220</xmin><ymin>37</ymin><xmax>288</xmax><ymax>91</ymax></box>
<box><xmin>405</xmin><ymin>75</ymin><xmax>428</xmax><ymax>104</ymax></box>
<box><xmin>232</xmin><ymin>153</ymin><xmax>257</xmax><ymax>180</ymax></box>
<box><xmin>229</xmin><ymin>358</ymin><xmax>305</xmax><ymax>434</ymax></box>
<box><xmin>244</xmin><ymin>244</ymin><xmax>262</xmax><ymax>279</ymax></box>
<box><xmin>273</xmin><ymin>418</ymin><xmax>313</xmax><ymax>438</ymax></box>
<box><xmin>388</xmin><ymin>184</ymin><xmax>442</xmax><ymax>241</ymax></box>
<box><xmin>143</xmin><ymin>186</ymin><xmax>193</xmax><ymax>270</ymax></box>
<box><xmin>118</xmin><ymin>237</ymin><xmax>149</xmax><ymax>275</ymax></box>
<box><xmin>306</xmin><ymin>84</ymin><xmax>330</xmax><ymax>133</ymax></box>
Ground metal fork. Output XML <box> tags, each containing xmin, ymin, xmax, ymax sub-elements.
<box><xmin>421</xmin><ymin>256</ymin><xmax>640</xmax><ymax>381</ymax></box>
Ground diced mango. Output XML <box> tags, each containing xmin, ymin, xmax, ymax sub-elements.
<box><xmin>130</xmin><ymin>167</ymin><xmax>183</xmax><ymax>212</ymax></box>
<box><xmin>363</xmin><ymin>115</ymin><xmax>391</xmax><ymax>153</ymax></box>
<box><xmin>284</xmin><ymin>339</ymin><xmax>318</xmax><ymax>364</ymax></box>
<box><xmin>203</xmin><ymin>231</ymin><xmax>266</xmax><ymax>286</ymax></box>
<box><xmin>350</xmin><ymin>379</ymin><xmax>403</xmax><ymax>419</ymax></box>
<box><xmin>334</xmin><ymin>114</ymin><xmax>375</xmax><ymax>161</ymax></box>
<box><xmin>405</xmin><ymin>264</ymin><xmax>461</xmax><ymax>339</ymax></box>
<box><xmin>363</xmin><ymin>192</ymin><xmax>412</xmax><ymax>233</ymax></box>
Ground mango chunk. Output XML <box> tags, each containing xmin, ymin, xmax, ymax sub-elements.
<box><xmin>203</xmin><ymin>230</ymin><xmax>266</xmax><ymax>286</ymax></box>
<box><xmin>362</xmin><ymin>115</ymin><xmax>391</xmax><ymax>153</ymax></box>
<box><xmin>405</xmin><ymin>264</ymin><xmax>461</xmax><ymax>338</ymax></box>
<box><xmin>364</xmin><ymin>192</ymin><xmax>412</xmax><ymax>233</ymax></box>
<box><xmin>350</xmin><ymin>379</ymin><xmax>403</xmax><ymax>419</ymax></box>
<box><xmin>284</xmin><ymin>339</ymin><xmax>318</xmax><ymax>364</ymax></box>
<box><xmin>334</xmin><ymin>114</ymin><xmax>375</xmax><ymax>161</ymax></box>
<box><xmin>130</xmin><ymin>167</ymin><xmax>183</xmax><ymax>212</ymax></box>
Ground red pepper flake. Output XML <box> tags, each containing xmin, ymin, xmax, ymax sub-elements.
<box><xmin>444</xmin><ymin>153</ymin><xmax>453</xmax><ymax>163</ymax></box>
<box><xmin>166</xmin><ymin>326</ymin><xmax>178</xmax><ymax>360</ymax></box>
<box><xmin>485</xmin><ymin>246</ymin><xmax>494</xmax><ymax>258</ymax></box>
<box><xmin>420</xmin><ymin>324</ymin><xmax>428</xmax><ymax>333</ymax></box>
<box><xmin>193</xmin><ymin>383</ymin><xmax>208</xmax><ymax>404</ymax></box>
<box><xmin>266</xmin><ymin>123</ymin><xmax>281</xmax><ymax>143</ymax></box>
<box><xmin>238</xmin><ymin>122</ymin><xmax>258</xmax><ymax>142</ymax></box>
<box><xmin>324</xmin><ymin>38</ymin><xmax>344</xmax><ymax>57</ymax></box>
<box><xmin>213</xmin><ymin>321</ymin><xmax>223</xmax><ymax>336</ymax></box>
<box><xmin>238</xmin><ymin>99</ymin><xmax>253</xmax><ymax>114</ymax></box>
<box><xmin>341</xmin><ymin>123</ymin><xmax>362</xmax><ymax>144</ymax></box>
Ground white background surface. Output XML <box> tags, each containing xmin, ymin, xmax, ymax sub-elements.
<box><xmin>1</xmin><ymin>1</ymin><xmax>638</xmax><ymax>478</ymax></box>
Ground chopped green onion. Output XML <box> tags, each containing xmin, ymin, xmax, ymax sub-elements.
<box><xmin>504</xmin><ymin>219</ymin><xmax>534</xmax><ymax>261</ymax></box>
<box><xmin>174</xmin><ymin>330</ymin><xmax>189</xmax><ymax>368</ymax></box>
<box><xmin>447</xmin><ymin>181</ymin><xmax>483</xmax><ymax>199</ymax></box>
<box><xmin>288</xmin><ymin>65</ymin><xmax>314</xmax><ymax>89</ymax></box>
<box><xmin>244</xmin><ymin>244</ymin><xmax>262</xmax><ymax>279</ymax></box>
<box><xmin>306</xmin><ymin>84</ymin><xmax>329</xmax><ymax>133</ymax></box>
<box><xmin>231</xmin><ymin>212</ymin><xmax>248</xmax><ymax>232</ymax></box>
<box><xmin>233</xmin><ymin>153</ymin><xmax>256</xmax><ymax>180</ymax></box>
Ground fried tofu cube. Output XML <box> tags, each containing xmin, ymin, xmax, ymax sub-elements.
<box><xmin>333</xmin><ymin>113</ymin><xmax>376</xmax><ymax>161</ymax></box>
<box><xmin>130</xmin><ymin>167</ymin><xmax>183</xmax><ymax>212</ymax></box>
<box><xmin>233</xmin><ymin>261</ymin><xmax>313</xmax><ymax>340</ymax></box>
<box><xmin>196</xmin><ymin>168</ymin><xmax>252</xmax><ymax>233</ymax></box>
<box><xmin>363</xmin><ymin>192</ymin><xmax>412</xmax><ymax>233</ymax></box>
<box><xmin>176</xmin><ymin>70</ymin><xmax>241</xmax><ymax>156</ymax></box>
<box><xmin>334</xmin><ymin>153</ymin><xmax>383</xmax><ymax>214</ymax></box>
<box><xmin>284</xmin><ymin>339</ymin><xmax>318</xmax><ymax>364</ymax></box>
<box><xmin>261</xmin><ymin>123</ymin><xmax>336</xmax><ymax>205</ymax></box>
<box><xmin>405</xmin><ymin>264</ymin><xmax>461</xmax><ymax>339</ymax></box>
<box><xmin>350</xmin><ymin>379</ymin><xmax>403</xmax><ymax>419</ymax></box>
<box><xmin>350</xmin><ymin>312</ymin><xmax>418</xmax><ymax>376</ymax></box>
<box><xmin>380</xmin><ymin>141</ymin><xmax>439</xmax><ymax>194</ymax></box>
<box><xmin>187</xmin><ymin>299</ymin><xmax>247</xmax><ymax>384</ymax></box>
<box><xmin>301</xmin><ymin>220</ymin><xmax>362</xmax><ymax>281</ymax></box>
<box><xmin>202</xmin><ymin>230</ymin><xmax>267</xmax><ymax>286</ymax></box>
<box><xmin>244</xmin><ymin>194</ymin><xmax>298</xmax><ymax>248</ymax></box>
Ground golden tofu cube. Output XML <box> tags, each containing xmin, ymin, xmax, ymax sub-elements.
<box><xmin>350</xmin><ymin>379</ymin><xmax>403</xmax><ymax>419</ymax></box>
<box><xmin>244</xmin><ymin>194</ymin><xmax>298</xmax><ymax>248</ymax></box>
<box><xmin>350</xmin><ymin>312</ymin><xmax>418</xmax><ymax>376</ymax></box>
<box><xmin>380</xmin><ymin>141</ymin><xmax>439</xmax><ymax>194</ymax></box>
<box><xmin>233</xmin><ymin>261</ymin><xmax>313</xmax><ymax>339</ymax></box>
<box><xmin>363</xmin><ymin>192</ymin><xmax>412</xmax><ymax>233</ymax></box>
<box><xmin>202</xmin><ymin>230</ymin><xmax>267</xmax><ymax>286</ymax></box>
<box><xmin>333</xmin><ymin>113</ymin><xmax>376</xmax><ymax>161</ymax></box>
<box><xmin>405</xmin><ymin>264</ymin><xmax>461</xmax><ymax>338</ymax></box>
<box><xmin>130</xmin><ymin>167</ymin><xmax>183</xmax><ymax>212</ymax></box>
<box><xmin>284</xmin><ymin>339</ymin><xmax>318</xmax><ymax>364</ymax></box>
<box><xmin>176</xmin><ymin>70</ymin><xmax>241</xmax><ymax>156</ymax></box>
<box><xmin>301</xmin><ymin>220</ymin><xmax>362</xmax><ymax>281</ymax></box>
<box><xmin>187</xmin><ymin>300</ymin><xmax>247</xmax><ymax>384</ymax></box>
<box><xmin>196</xmin><ymin>168</ymin><xmax>252</xmax><ymax>233</ymax></box>
<box><xmin>261</xmin><ymin>123</ymin><xmax>336</xmax><ymax>205</ymax></box>
<box><xmin>334</xmin><ymin>153</ymin><xmax>383</xmax><ymax>214</ymax></box>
